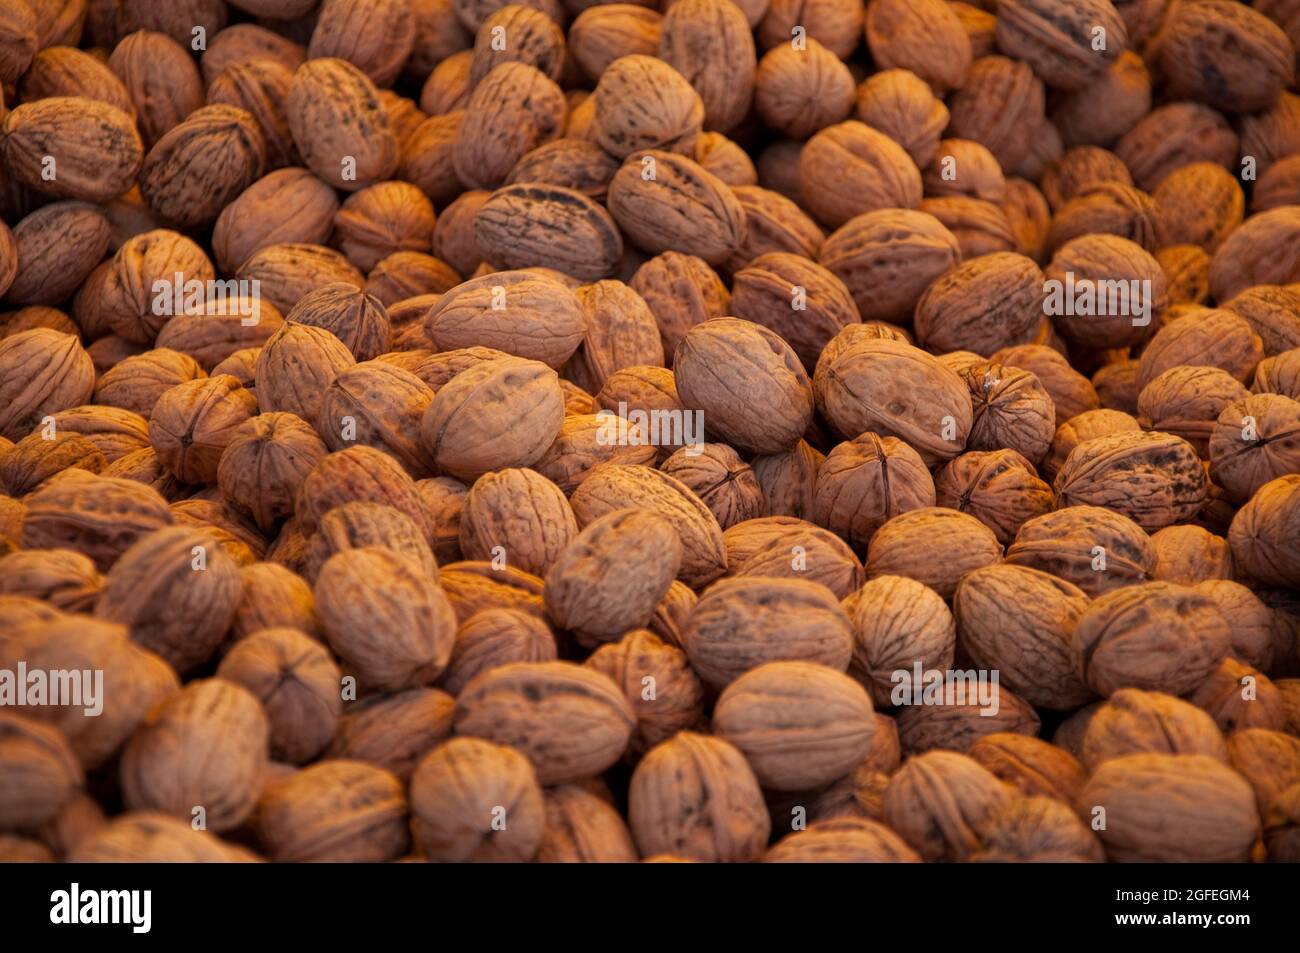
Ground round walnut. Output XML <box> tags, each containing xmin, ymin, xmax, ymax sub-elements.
<box><xmin>585</xmin><ymin>629</ymin><xmax>705</xmax><ymax>758</ymax></box>
<box><xmin>954</xmin><ymin>563</ymin><xmax>1092</xmax><ymax>710</ymax></box>
<box><xmin>914</xmin><ymin>253</ymin><xmax>1042</xmax><ymax>357</ymax></box>
<box><xmin>19</xmin><ymin>470</ymin><xmax>175</xmax><ymax>572</ymax></box>
<box><xmin>1197</xmin><ymin>579</ymin><xmax>1276</xmax><ymax>673</ymax></box>
<box><xmin>409</xmin><ymin>736</ymin><xmax>544</xmax><ymax>862</ymax></box>
<box><xmin>232</xmin><ymin>562</ymin><xmax>319</xmax><ymax>641</ymax></box>
<box><xmin>1080</xmin><ymin>688</ymin><xmax>1228</xmax><ymax>771</ymax></box>
<box><xmin>749</xmin><ymin>442</ymin><xmax>823</xmax><ymax>522</ymax></box>
<box><xmin>0</xmin><ymin>712</ymin><xmax>83</xmax><ymax>830</ymax></box>
<box><xmin>1</xmin><ymin>97</ymin><xmax>143</xmax><ymax>203</ymax></box>
<box><xmin>420</xmin><ymin>356</ymin><xmax>565</xmax><ymax>480</ymax></box>
<box><xmin>568</xmin><ymin>6</ymin><xmax>662</xmax><ymax>84</ymax></box>
<box><xmin>845</xmin><ymin>574</ymin><xmax>955</xmax><ymax>708</ymax></box>
<box><xmin>453</xmin><ymin>661</ymin><xmax>635</xmax><ymax>784</ymax></box>
<box><xmin>456</xmin><ymin>468</ymin><xmax>575</xmax><ymax>577</ymax></box>
<box><xmin>812</xmin><ymin>432</ymin><xmax>935</xmax><ymax>549</ymax></box>
<box><xmin>933</xmin><ymin>449</ymin><xmax>1054</xmax><ymax>546</ymax></box>
<box><xmin>1043</xmin><ymin>234</ymin><xmax>1166</xmax><ymax>350</ymax></box>
<box><xmin>798</xmin><ymin>121</ymin><xmax>922</xmax><ymax>229</ymax></box>
<box><xmin>148</xmin><ymin>375</ymin><xmax>258</xmax><ymax>485</ymax></box>
<box><xmin>120</xmin><ymin>678</ymin><xmax>269</xmax><ymax>833</ymax></box>
<box><xmin>682</xmin><ymin>576</ymin><xmax>854</xmax><ymax>689</ymax></box>
<box><xmin>813</xmin><ymin>335</ymin><xmax>972</xmax><ymax>464</ymax></box>
<box><xmin>627</xmin><ymin>731</ymin><xmax>769</xmax><ymax>863</ymax></box>
<box><xmin>217</xmin><ymin>628</ymin><xmax>340</xmax><ymax>765</ymax></box>
<box><xmin>0</xmin><ymin>329</ymin><xmax>95</xmax><ymax>441</ymax></box>
<box><xmin>258</xmin><ymin>759</ymin><xmax>409</xmax><ymax>862</ymax></box>
<box><xmin>629</xmin><ymin>250</ymin><xmax>729</xmax><ymax>355</ymax></box>
<box><xmin>970</xmin><ymin>795</ymin><xmax>1104</xmax><ymax>863</ymax></box>
<box><xmin>765</xmin><ymin>818</ymin><xmax>920</xmax><ymax>864</ymax></box>
<box><xmin>882</xmin><ymin>750</ymin><xmax>1013</xmax><ymax>862</ymax></box>
<box><xmin>254</xmin><ymin>321</ymin><xmax>356</xmax><ymax>424</ymax></box>
<box><xmin>1005</xmin><ymin>504</ymin><xmax>1154</xmax><ymax>597</ymax></box>
<box><xmin>315</xmin><ymin>547</ymin><xmax>456</xmax><ymax>691</ymax></box>
<box><xmin>728</xmin><ymin>253</ymin><xmax>855</xmax><ymax>371</ymax></box>
<box><xmin>866</xmin><ymin>508</ymin><xmax>1002</xmax><ymax>600</ymax></box>
<box><xmin>1054</xmin><ymin>430</ymin><xmax>1207</xmax><ymax>532</ymax></box>
<box><xmin>315</xmin><ymin>360</ymin><xmax>435</xmax><ymax>477</ymax></box>
<box><xmin>440</xmin><ymin>609</ymin><xmax>557</xmax><ymax>696</ymax></box>
<box><xmin>592</xmin><ymin>55</ymin><xmax>703</xmax><ymax>159</ymax></box>
<box><xmin>1136</xmin><ymin>309</ymin><xmax>1263</xmax><ymax>394</ymax></box>
<box><xmin>1136</xmin><ymin>365</ymin><xmax>1250</xmax><ymax>457</ymax></box>
<box><xmin>286</xmin><ymin>58</ymin><xmax>398</xmax><ymax>190</ymax></box>
<box><xmin>854</xmin><ymin>68</ymin><xmax>949</xmax><ymax>168</ymax></box>
<box><xmin>818</xmin><ymin>208</ymin><xmax>960</xmax><ymax>323</ymax></box>
<box><xmin>93</xmin><ymin>525</ymin><xmax>241</xmax><ymax>674</ymax></box>
<box><xmin>865</xmin><ymin>0</ymin><xmax>971</xmax><ymax>93</ymax></box>
<box><xmin>947</xmin><ymin>55</ymin><xmax>1046</xmax><ymax>172</ymax></box>
<box><xmin>753</xmin><ymin>39</ymin><xmax>854</xmax><ymax>141</ymax></box>
<box><xmin>958</xmin><ymin>361</ymin><xmax>1056</xmax><ymax>464</ymax></box>
<box><xmin>0</xmin><ymin>431</ymin><xmax>107</xmax><ymax>498</ymax></box>
<box><xmin>968</xmin><ymin>733</ymin><xmax>1088</xmax><ymax>804</ymax></box>
<box><xmin>206</xmin><ymin>59</ymin><xmax>300</xmax><ymax>172</ymax></box>
<box><xmin>5</xmin><ymin>201</ymin><xmax>113</xmax><ymax>307</ymax></box>
<box><xmin>994</xmin><ymin>0</ymin><xmax>1126</xmax><ymax>91</ymax></box>
<box><xmin>475</xmin><ymin>184</ymin><xmax>622</xmax><ymax>282</ymax></box>
<box><xmin>453</xmin><ymin>61</ymin><xmax>565</xmax><ymax>189</ymax></box>
<box><xmin>722</xmin><ymin>516</ymin><xmax>863</xmax><ymax>599</ymax></box>
<box><xmin>218</xmin><ymin>413</ymin><xmax>327</xmax><ymax>535</ymax></box>
<box><xmin>67</xmin><ymin>814</ymin><xmax>243</xmax><ymax>863</ymax></box>
<box><xmin>327</xmin><ymin>687</ymin><xmax>454</xmax><ymax>783</ymax></box>
<box><xmin>895</xmin><ymin>683</ymin><xmax>1041</xmax><ymax>756</ymax></box>
<box><xmin>713</xmin><ymin>661</ymin><xmax>875</xmax><ymax>791</ymax></box>
<box><xmin>1072</xmin><ymin>581</ymin><xmax>1231</xmax><ymax>697</ymax></box>
<box><xmin>656</xmin><ymin>0</ymin><xmax>755</xmax><ymax>135</ymax></box>
<box><xmin>424</xmin><ymin>270</ymin><xmax>585</xmax><ymax>368</ymax></box>
<box><xmin>1229</xmin><ymin>475</ymin><xmax>1300</xmax><ymax>589</ymax></box>
<box><xmin>1149</xmin><ymin>524</ymin><xmax>1233</xmax><ymax>585</ymax></box>
<box><xmin>1187</xmin><ymin>657</ymin><xmax>1285</xmax><ymax>734</ymax></box>
<box><xmin>437</xmin><ymin>560</ymin><xmax>547</xmax><ymax>623</ymax></box>
<box><xmin>93</xmin><ymin>348</ymin><xmax>206</xmax><ymax>418</ymax></box>
<box><xmin>0</xmin><ymin>549</ymin><xmax>100</xmax><ymax>612</ymax></box>
<box><xmin>545</xmin><ymin>508</ymin><xmax>680</xmax><ymax>645</ymax></box>
<box><xmin>1077</xmin><ymin>753</ymin><xmax>1258</xmax><ymax>862</ymax></box>
<box><xmin>286</xmin><ymin>283</ymin><xmax>391</xmax><ymax>363</ymax></box>
<box><xmin>1209</xmin><ymin>393</ymin><xmax>1300</xmax><ymax>503</ymax></box>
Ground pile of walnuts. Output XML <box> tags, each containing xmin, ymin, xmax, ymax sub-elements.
<box><xmin>1</xmin><ymin>0</ymin><xmax>1299</xmax><ymax>864</ymax></box>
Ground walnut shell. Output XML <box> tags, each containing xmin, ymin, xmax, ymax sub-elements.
<box><xmin>845</xmin><ymin>574</ymin><xmax>955</xmax><ymax>708</ymax></box>
<box><xmin>657</xmin><ymin>0</ymin><xmax>755</xmax><ymax>134</ymax></box>
<box><xmin>1043</xmin><ymin>234</ymin><xmax>1166</xmax><ymax>349</ymax></box>
<box><xmin>569</xmin><ymin>463</ymin><xmax>727</xmax><ymax>588</ymax></box>
<box><xmin>592</xmin><ymin>54</ymin><xmax>703</xmax><ymax>159</ymax></box>
<box><xmin>934</xmin><ymin>449</ymin><xmax>1054</xmax><ymax>545</ymax></box>
<box><xmin>421</xmin><ymin>356</ymin><xmax>565</xmax><ymax>480</ymax></box>
<box><xmin>120</xmin><ymin>678</ymin><xmax>268</xmax><ymax>832</ymax></box>
<box><xmin>534</xmin><ymin>783</ymin><xmax>639</xmax><ymax>863</ymax></box>
<box><xmin>232</xmin><ymin>561</ymin><xmax>319</xmax><ymax>640</ymax></box>
<box><xmin>751</xmin><ymin>440</ymin><xmax>824</xmax><ymax>521</ymax></box>
<box><xmin>0</xmin><ymin>329</ymin><xmax>95</xmax><ymax>441</ymax></box>
<box><xmin>1197</xmin><ymin>579</ymin><xmax>1276</xmax><ymax>673</ymax></box>
<box><xmin>139</xmin><ymin>104</ymin><xmax>266</xmax><ymax>229</ymax></box>
<box><xmin>454</xmin><ymin>661</ymin><xmax>635</xmax><ymax>783</ymax></box>
<box><xmin>207</xmin><ymin>58</ymin><xmax>300</xmax><ymax>172</ymax></box>
<box><xmin>1187</xmin><ymin>656</ymin><xmax>1285</xmax><ymax>734</ymax></box>
<box><xmin>814</xmin><ymin>335</ymin><xmax>972</xmax><ymax>464</ymax></box>
<box><xmin>304</xmin><ymin>501</ymin><xmax>438</xmax><ymax>584</ymax></box>
<box><xmin>627</xmin><ymin>731</ymin><xmax>769</xmax><ymax>862</ymax></box>
<box><xmin>1149</xmin><ymin>523</ymin><xmax>1233</xmax><ymax>586</ymax></box>
<box><xmin>147</xmin><ymin>374</ymin><xmax>258</xmax><ymax>485</ymax></box>
<box><xmin>955</xmin><ymin>563</ymin><xmax>1093</xmax><ymax>710</ymax></box>
<box><xmin>798</xmin><ymin>120</ymin><xmax>922</xmax><ymax>229</ymax></box>
<box><xmin>437</xmin><ymin>560</ymin><xmax>547</xmax><ymax>622</ymax></box>
<box><xmin>258</xmin><ymin>759</ymin><xmax>409</xmax><ymax>862</ymax></box>
<box><xmin>475</xmin><ymin>183</ymin><xmax>622</xmax><ymax>281</ymax></box>
<box><xmin>866</xmin><ymin>0</ymin><xmax>972</xmax><ymax>93</ymax></box>
<box><xmin>309</xmin><ymin>0</ymin><xmax>416</xmax><ymax>88</ymax></box>
<box><xmin>947</xmin><ymin>55</ymin><xmax>1045</xmax><ymax>171</ymax></box>
<box><xmin>21</xmin><ymin>469</ymin><xmax>174</xmax><ymax>572</ymax></box>
<box><xmin>218</xmin><ymin>412</ymin><xmax>327</xmax><ymax>535</ymax></box>
<box><xmin>212</xmin><ymin>168</ymin><xmax>340</xmax><ymax>275</ymax></box>
<box><xmin>217</xmin><ymin>627</ymin><xmax>341</xmax><ymax>764</ymax></box>
<box><xmin>0</xmin><ymin>712</ymin><xmax>83</xmax><ymax>830</ymax></box>
<box><xmin>1077</xmin><ymin>753</ymin><xmax>1258</xmax><ymax>862</ymax></box>
<box><xmin>765</xmin><ymin>817</ymin><xmax>920</xmax><ymax>863</ymax></box>
<box><xmin>454</xmin><ymin>61</ymin><xmax>565</xmax><ymax>189</ymax></box>
<box><xmin>286</xmin><ymin>57</ymin><xmax>398</xmax><ymax>191</ymax></box>
<box><xmin>681</xmin><ymin>576</ymin><xmax>852</xmax><ymax>689</ymax></box>
<box><xmin>455</xmin><ymin>468</ymin><xmax>574</xmax><ymax>577</ymax></box>
<box><xmin>753</xmin><ymin>39</ymin><xmax>853</xmax><ymax>140</ymax></box>
<box><xmin>425</xmin><ymin>270</ymin><xmax>585</xmax><ymax>368</ymax></box>
<box><xmin>440</xmin><ymin>608</ymin><xmax>556</xmax><ymax>696</ymax></box>
<box><xmin>970</xmin><ymin>795</ymin><xmax>1104</xmax><ymax>863</ymax></box>
<box><xmin>1005</xmin><ymin>504</ymin><xmax>1153</xmax><ymax>597</ymax></box>
<box><xmin>629</xmin><ymin>251</ymin><xmax>729</xmax><ymax>355</ymax></box>
<box><xmin>315</xmin><ymin>547</ymin><xmax>456</xmax><ymax>691</ymax></box>
<box><xmin>866</xmin><ymin>507</ymin><xmax>1002</xmax><ymax>600</ymax></box>
<box><xmin>724</xmin><ymin>515</ymin><xmax>863</xmax><ymax>598</ymax></box>
<box><xmin>1116</xmin><ymin>101</ymin><xmax>1238</xmax><ymax>193</ymax></box>
<box><xmin>408</xmin><ymin>736</ymin><xmax>544</xmax><ymax>862</ymax></box>
<box><xmin>895</xmin><ymin>683</ymin><xmax>1041</xmax><ymax>756</ymax></box>
<box><xmin>327</xmin><ymin>686</ymin><xmax>454</xmax><ymax>781</ymax></box>
<box><xmin>968</xmin><ymin>733</ymin><xmax>1087</xmax><ymax>804</ymax></box>
<box><xmin>1072</xmin><ymin>580</ymin><xmax>1231</xmax><ymax>696</ymax></box>
<box><xmin>67</xmin><ymin>813</ymin><xmax>243</xmax><ymax>863</ymax></box>
<box><xmin>1228</xmin><ymin>474</ymin><xmax>1300</xmax><ymax>588</ymax></box>
<box><xmin>882</xmin><ymin>750</ymin><xmax>1013</xmax><ymax>861</ymax></box>
<box><xmin>569</xmin><ymin>5</ymin><xmax>662</xmax><ymax>83</ymax></box>
<box><xmin>1</xmin><ymin>96</ymin><xmax>142</xmax><ymax>202</ymax></box>
<box><xmin>1080</xmin><ymin>687</ymin><xmax>1227</xmax><ymax>771</ymax></box>
<box><xmin>812</xmin><ymin>432</ymin><xmax>935</xmax><ymax>549</ymax></box>
<box><xmin>995</xmin><ymin>0</ymin><xmax>1127</xmax><ymax>91</ymax></box>
<box><xmin>544</xmin><ymin>507</ymin><xmax>680</xmax><ymax>644</ymax></box>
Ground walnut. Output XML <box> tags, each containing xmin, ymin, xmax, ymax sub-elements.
<box><xmin>656</xmin><ymin>0</ymin><xmax>755</xmax><ymax>134</ymax></box>
<box><xmin>0</xmin><ymin>712</ymin><xmax>83</xmax><ymax>830</ymax></box>
<box><xmin>1151</xmin><ymin>0</ymin><xmax>1293</xmax><ymax>114</ymax></box>
<box><xmin>923</xmin><ymin>138</ymin><xmax>1006</xmax><ymax>203</ymax></box>
<box><xmin>753</xmin><ymin>38</ymin><xmax>853</xmax><ymax>140</ymax></box>
<box><xmin>236</xmin><ymin>242</ymin><xmax>364</xmax><ymax>316</ymax></box>
<box><xmin>1080</xmin><ymin>687</ymin><xmax>1227</xmax><ymax>771</ymax></box>
<box><xmin>854</xmin><ymin>68</ymin><xmax>948</xmax><ymax>168</ymax></box>
<box><xmin>1054</xmin><ymin>430</ymin><xmax>1207</xmax><ymax>531</ymax></box>
<box><xmin>1148</xmin><ymin>523</ymin><xmax>1233</xmax><ymax>586</ymax></box>
<box><xmin>211</xmin><ymin>167</ymin><xmax>338</xmax><ymax>275</ymax></box>
<box><xmin>812</xmin><ymin>432</ymin><xmax>935</xmax><ymax>549</ymax></box>
<box><xmin>454</xmin><ymin>61</ymin><xmax>565</xmax><ymax>189</ymax></box>
<box><xmin>1</xmin><ymin>96</ymin><xmax>142</xmax><ymax>203</ymax></box>
<box><xmin>208</xmin><ymin>59</ymin><xmax>300</xmax><ymax>172</ymax></box>
<box><xmin>569</xmin><ymin>5</ymin><xmax>662</xmax><ymax>83</ymax></box>
<box><xmin>216</xmin><ymin>627</ymin><xmax>340</xmax><ymax>764</ymax></box>
<box><xmin>750</xmin><ymin>441</ymin><xmax>823</xmax><ymax>521</ymax></box>
<box><xmin>454</xmin><ymin>661</ymin><xmax>634</xmax><ymax>783</ymax></box>
<box><xmin>315</xmin><ymin>547</ymin><xmax>456</xmax><ymax>691</ymax></box>
<box><xmin>232</xmin><ymin>562</ymin><xmax>319</xmax><ymax>641</ymax></box>
<box><xmin>627</xmin><ymin>731</ymin><xmax>769</xmax><ymax>862</ymax></box>
<box><xmin>865</xmin><ymin>0</ymin><xmax>971</xmax><ymax>93</ymax></box>
<box><xmin>766</xmin><ymin>816</ymin><xmax>920</xmax><ymax>862</ymax></box>
<box><xmin>947</xmin><ymin>55</ymin><xmax>1045</xmax><ymax>171</ymax></box>
<box><xmin>1005</xmin><ymin>504</ymin><xmax>1154</xmax><ymax>597</ymax></box>
<box><xmin>1072</xmin><ymin>580</ymin><xmax>1231</xmax><ymax>696</ymax></box>
<box><xmin>304</xmin><ymin>502</ymin><xmax>438</xmax><ymax>585</ymax></box>
<box><xmin>409</xmin><ymin>736</ymin><xmax>544</xmax><ymax>862</ymax></box>
<box><xmin>286</xmin><ymin>57</ymin><xmax>398</xmax><ymax>190</ymax></box>
<box><xmin>475</xmin><ymin>183</ymin><xmax>623</xmax><ymax>281</ymax></box>
<box><xmin>569</xmin><ymin>463</ymin><xmax>726</xmax><ymax>588</ymax></box>
<box><xmin>920</xmin><ymin>194</ymin><xmax>1017</xmax><ymax>258</ymax></box>
<box><xmin>844</xmin><ymin>574</ymin><xmax>955</xmax><ymax>707</ymax></box>
<box><xmin>0</xmin><ymin>329</ymin><xmax>95</xmax><ymax>441</ymax></box>
<box><xmin>1224</xmin><ymin>285</ymin><xmax>1300</xmax><ymax>357</ymax></box>
<box><xmin>916</xmin><ymin>254</ymin><xmax>1043</xmax><ymax>356</ymax></box>
<box><xmin>866</xmin><ymin>507</ymin><xmax>1002</xmax><ymax>600</ymax></box>
<box><xmin>969</xmin><ymin>734</ymin><xmax>1087</xmax><ymax>803</ymax></box>
<box><xmin>1078</xmin><ymin>753</ymin><xmax>1258</xmax><ymax>862</ymax></box>
<box><xmin>1136</xmin><ymin>365</ymin><xmax>1249</xmax><ymax>457</ymax></box>
<box><xmin>120</xmin><ymin>678</ymin><xmax>267</xmax><ymax>832</ymax></box>
<box><xmin>1137</xmin><ymin>309</ymin><xmax>1263</xmax><ymax>394</ymax></box>
<box><xmin>1188</xmin><ymin>657</ymin><xmax>1286</xmax><ymax>734</ymax></box>
<box><xmin>1229</xmin><ymin>475</ymin><xmax>1300</xmax><ymax>589</ymax></box>
<box><xmin>328</xmin><ymin>687</ymin><xmax>454</xmax><ymax>782</ymax></box>
<box><xmin>882</xmin><ymin>750</ymin><xmax>1013</xmax><ymax>861</ymax></box>
<box><xmin>934</xmin><ymin>449</ymin><xmax>1053</xmax><ymax>545</ymax></box>
<box><xmin>682</xmin><ymin>576</ymin><xmax>852</xmax><ymax>689</ymax></box>
<box><xmin>1116</xmin><ymin>101</ymin><xmax>1239</xmax><ymax>192</ymax></box>
<box><xmin>896</xmin><ymin>683</ymin><xmax>1041</xmax><ymax>756</ymax></box>
<box><xmin>4</xmin><ymin>200</ymin><xmax>112</xmax><ymax>307</ymax></box>
<box><xmin>68</xmin><ymin>813</ymin><xmax>244</xmax><ymax>863</ymax></box>
<box><xmin>1051</xmin><ymin>51</ymin><xmax>1150</xmax><ymax>148</ymax></box>
<box><xmin>970</xmin><ymin>795</ymin><xmax>1104</xmax><ymax>863</ymax></box>
<box><xmin>1226</xmin><ymin>728</ymin><xmax>1300</xmax><ymax>815</ymax></box>
<box><xmin>438</xmin><ymin>560</ymin><xmax>547</xmax><ymax>623</ymax></box>
<box><xmin>628</xmin><ymin>251</ymin><xmax>729</xmax><ymax>355</ymax></box>
<box><xmin>217</xmin><ymin>413</ymin><xmax>327</xmax><ymax>536</ymax></box>
<box><xmin>659</xmin><ymin>444</ymin><xmax>764</xmax><ymax>530</ymax></box>
<box><xmin>258</xmin><ymin>759</ymin><xmax>409</xmax><ymax>862</ymax></box>
<box><xmin>994</xmin><ymin>0</ymin><xmax>1127</xmax><ymax>91</ymax></box>
<box><xmin>799</xmin><ymin>120</ymin><xmax>922</xmax><ymax>229</ymax></box>
<box><xmin>1209</xmin><ymin>393</ymin><xmax>1300</xmax><ymax>502</ymax></box>
<box><xmin>439</xmin><ymin>608</ymin><xmax>556</xmax><ymax>695</ymax></box>
<box><xmin>536</xmin><ymin>783</ymin><xmax>639</xmax><ymax>863</ymax></box>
